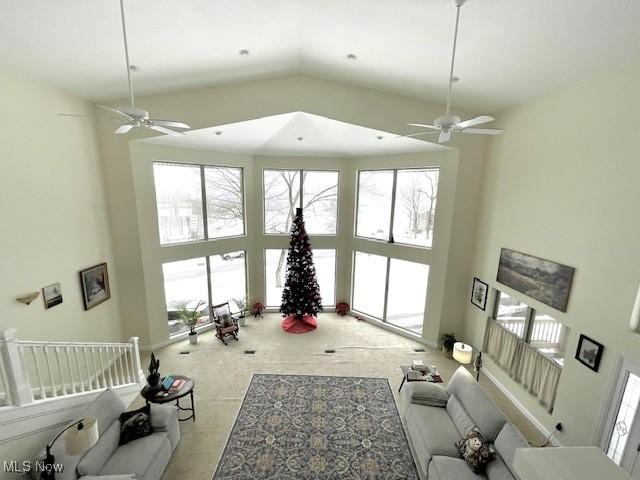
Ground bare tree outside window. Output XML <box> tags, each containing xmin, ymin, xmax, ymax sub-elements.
<box><xmin>205</xmin><ymin>166</ymin><xmax>244</xmax><ymax>238</ymax></box>
<box><xmin>394</xmin><ymin>169</ymin><xmax>439</xmax><ymax>248</ymax></box>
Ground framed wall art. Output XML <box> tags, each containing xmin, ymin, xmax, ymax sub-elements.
<box><xmin>80</xmin><ymin>263</ymin><xmax>111</xmax><ymax>310</ymax></box>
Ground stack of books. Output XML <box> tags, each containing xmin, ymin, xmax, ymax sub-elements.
<box><xmin>168</xmin><ymin>378</ymin><xmax>185</xmax><ymax>393</ymax></box>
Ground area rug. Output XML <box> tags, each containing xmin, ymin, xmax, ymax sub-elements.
<box><xmin>282</xmin><ymin>314</ymin><xmax>317</xmax><ymax>333</ymax></box>
<box><xmin>213</xmin><ymin>374</ymin><xmax>418</xmax><ymax>479</ymax></box>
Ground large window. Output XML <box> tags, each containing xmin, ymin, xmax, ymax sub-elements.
<box><xmin>355</xmin><ymin>168</ymin><xmax>439</xmax><ymax>248</ymax></box>
<box><xmin>265</xmin><ymin>249</ymin><xmax>336</xmax><ymax>307</ymax></box>
<box><xmin>494</xmin><ymin>290</ymin><xmax>568</xmax><ymax>364</ymax></box>
<box><xmin>153</xmin><ymin>162</ymin><xmax>245</xmax><ymax>245</ymax></box>
<box><xmin>263</xmin><ymin>169</ymin><xmax>338</xmax><ymax>235</ymax></box>
<box><xmin>162</xmin><ymin>251</ymin><xmax>247</xmax><ymax>337</ymax></box>
<box><xmin>352</xmin><ymin>251</ymin><xmax>429</xmax><ymax>335</ymax></box>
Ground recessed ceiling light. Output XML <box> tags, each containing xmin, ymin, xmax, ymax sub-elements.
<box><xmin>347</xmin><ymin>53</ymin><xmax>357</xmax><ymax>61</ymax></box>
<box><xmin>215</xmin><ymin>131</ymin><xmax>223</xmax><ymax>136</ymax></box>
<box><xmin>239</xmin><ymin>49</ymin><xmax>250</xmax><ymax>56</ymax></box>
<box><xmin>297</xmin><ymin>137</ymin><xmax>304</xmax><ymax>141</ymax></box>
<box><xmin>129</xmin><ymin>65</ymin><xmax>140</xmax><ymax>72</ymax></box>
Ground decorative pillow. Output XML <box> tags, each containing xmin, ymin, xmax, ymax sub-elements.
<box><xmin>218</xmin><ymin>313</ymin><xmax>233</xmax><ymax>326</ymax></box>
<box><xmin>406</xmin><ymin>382</ymin><xmax>449</xmax><ymax>407</ymax></box>
<box><xmin>119</xmin><ymin>404</ymin><xmax>153</xmax><ymax>445</ymax></box>
<box><xmin>455</xmin><ymin>428</ymin><xmax>495</xmax><ymax>473</ymax></box>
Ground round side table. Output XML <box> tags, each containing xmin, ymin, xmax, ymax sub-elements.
<box><xmin>141</xmin><ymin>375</ymin><xmax>196</xmax><ymax>422</ymax></box>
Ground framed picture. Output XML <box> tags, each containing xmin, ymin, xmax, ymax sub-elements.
<box><xmin>42</xmin><ymin>283</ymin><xmax>63</xmax><ymax>309</ymax></box>
<box><xmin>80</xmin><ymin>263</ymin><xmax>111</xmax><ymax>310</ymax></box>
<box><xmin>470</xmin><ymin>277</ymin><xmax>488</xmax><ymax>311</ymax></box>
<box><xmin>575</xmin><ymin>334</ymin><xmax>604</xmax><ymax>372</ymax></box>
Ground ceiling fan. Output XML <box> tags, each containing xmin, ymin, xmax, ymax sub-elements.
<box><xmin>405</xmin><ymin>0</ymin><xmax>503</xmax><ymax>143</ymax></box>
<box><xmin>97</xmin><ymin>0</ymin><xmax>189</xmax><ymax>136</ymax></box>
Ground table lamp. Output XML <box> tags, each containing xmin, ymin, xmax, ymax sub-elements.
<box><xmin>453</xmin><ymin>342</ymin><xmax>483</xmax><ymax>381</ymax></box>
<box><xmin>41</xmin><ymin>417</ymin><xmax>99</xmax><ymax>480</ymax></box>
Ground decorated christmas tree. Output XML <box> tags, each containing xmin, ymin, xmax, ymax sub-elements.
<box><xmin>280</xmin><ymin>208</ymin><xmax>322</xmax><ymax>333</ymax></box>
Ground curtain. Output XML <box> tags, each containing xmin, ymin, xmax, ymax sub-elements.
<box><xmin>483</xmin><ymin>319</ymin><xmax>561</xmax><ymax>412</ymax></box>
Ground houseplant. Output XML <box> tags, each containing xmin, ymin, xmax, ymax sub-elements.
<box><xmin>232</xmin><ymin>297</ymin><xmax>249</xmax><ymax>327</ymax></box>
<box><xmin>336</xmin><ymin>302</ymin><xmax>350</xmax><ymax>316</ymax></box>
<box><xmin>178</xmin><ymin>301</ymin><xmax>205</xmax><ymax>344</ymax></box>
<box><xmin>251</xmin><ymin>302</ymin><xmax>264</xmax><ymax>318</ymax></box>
<box><xmin>441</xmin><ymin>332</ymin><xmax>457</xmax><ymax>357</ymax></box>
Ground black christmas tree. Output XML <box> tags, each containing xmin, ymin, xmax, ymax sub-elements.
<box><xmin>280</xmin><ymin>208</ymin><xmax>322</xmax><ymax>324</ymax></box>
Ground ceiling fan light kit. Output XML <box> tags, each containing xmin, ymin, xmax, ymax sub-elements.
<box><xmin>97</xmin><ymin>0</ymin><xmax>190</xmax><ymax>136</ymax></box>
<box><xmin>405</xmin><ymin>0</ymin><xmax>503</xmax><ymax>143</ymax></box>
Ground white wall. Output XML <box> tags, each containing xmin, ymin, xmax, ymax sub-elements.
<box><xmin>0</xmin><ymin>70</ymin><xmax>123</xmax><ymax>343</ymax></box>
<box><xmin>462</xmin><ymin>62</ymin><xmax>640</xmax><ymax>446</ymax></box>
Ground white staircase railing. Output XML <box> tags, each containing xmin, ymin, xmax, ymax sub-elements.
<box><xmin>0</xmin><ymin>329</ymin><xmax>143</xmax><ymax>407</ymax></box>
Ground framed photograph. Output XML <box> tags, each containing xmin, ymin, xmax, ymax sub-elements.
<box><xmin>575</xmin><ymin>334</ymin><xmax>604</xmax><ymax>372</ymax></box>
<box><xmin>80</xmin><ymin>263</ymin><xmax>111</xmax><ymax>310</ymax></box>
<box><xmin>470</xmin><ymin>277</ymin><xmax>488</xmax><ymax>311</ymax></box>
<box><xmin>42</xmin><ymin>283</ymin><xmax>63</xmax><ymax>309</ymax></box>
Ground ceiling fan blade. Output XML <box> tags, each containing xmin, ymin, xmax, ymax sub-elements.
<box><xmin>456</xmin><ymin>115</ymin><xmax>494</xmax><ymax>129</ymax></box>
<box><xmin>439</xmin><ymin>131</ymin><xmax>451</xmax><ymax>143</ymax></box>
<box><xmin>150</xmin><ymin>119</ymin><xmax>190</xmax><ymax>129</ymax></box>
<box><xmin>149</xmin><ymin>125</ymin><xmax>184</xmax><ymax>136</ymax></box>
<box><xmin>407</xmin><ymin>123</ymin><xmax>439</xmax><ymax>130</ymax></box>
<box><xmin>461</xmin><ymin>128</ymin><xmax>504</xmax><ymax>135</ymax></box>
<box><xmin>114</xmin><ymin>124</ymin><xmax>134</xmax><ymax>134</ymax></box>
<box><xmin>395</xmin><ymin>131</ymin><xmax>440</xmax><ymax>139</ymax></box>
<box><xmin>97</xmin><ymin>104</ymin><xmax>134</xmax><ymax>121</ymax></box>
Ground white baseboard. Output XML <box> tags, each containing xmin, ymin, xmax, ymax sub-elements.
<box><xmin>348</xmin><ymin>311</ymin><xmax>438</xmax><ymax>349</ymax></box>
<box><xmin>481</xmin><ymin>367</ymin><xmax>561</xmax><ymax>446</ymax></box>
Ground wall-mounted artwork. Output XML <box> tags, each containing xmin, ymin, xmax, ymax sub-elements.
<box><xmin>470</xmin><ymin>277</ymin><xmax>488</xmax><ymax>311</ymax></box>
<box><xmin>80</xmin><ymin>263</ymin><xmax>111</xmax><ymax>310</ymax></box>
<box><xmin>42</xmin><ymin>283</ymin><xmax>63</xmax><ymax>309</ymax></box>
<box><xmin>575</xmin><ymin>334</ymin><xmax>604</xmax><ymax>372</ymax></box>
<box><xmin>496</xmin><ymin>248</ymin><xmax>574</xmax><ymax>312</ymax></box>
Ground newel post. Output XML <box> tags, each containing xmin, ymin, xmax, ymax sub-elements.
<box><xmin>0</xmin><ymin>329</ymin><xmax>34</xmax><ymax>405</ymax></box>
<box><xmin>129</xmin><ymin>337</ymin><xmax>144</xmax><ymax>384</ymax></box>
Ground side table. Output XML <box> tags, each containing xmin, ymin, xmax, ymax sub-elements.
<box><xmin>141</xmin><ymin>374</ymin><xmax>196</xmax><ymax>422</ymax></box>
<box><xmin>398</xmin><ymin>365</ymin><xmax>443</xmax><ymax>392</ymax></box>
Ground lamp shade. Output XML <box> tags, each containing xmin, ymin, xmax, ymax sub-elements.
<box><xmin>453</xmin><ymin>342</ymin><xmax>473</xmax><ymax>364</ymax></box>
<box><xmin>63</xmin><ymin>417</ymin><xmax>98</xmax><ymax>456</ymax></box>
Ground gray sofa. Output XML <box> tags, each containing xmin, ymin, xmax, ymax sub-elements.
<box><xmin>59</xmin><ymin>389</ymin><xmax>180</xmax><ymax>480</ymax></box>
<box><xmin>399</xmin><ymin>367</ymin><xmax>530</xmax><ymax>480</ymax></box>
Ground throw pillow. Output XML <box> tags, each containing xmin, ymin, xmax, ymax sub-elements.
<box><xmin>119</xmin><ymin>404</ymin><xmax>153</xmax><ymax>445</ymax></box>
<box><xmin>455</xmin><ymin>428</ymin><xmax>495</xmax><ymax>473</ymax></box>
<box><xmin>406</xmin><ymin>382</ymin><xmax>449</xmax><ymax>407</ymax></box>
<box><xmin>219</xmin><ymin>313</ymin><xmax>233</xmax><ymax>326</ymax></box>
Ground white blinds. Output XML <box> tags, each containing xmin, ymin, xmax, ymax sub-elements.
<box><xmin>484</xmin><ymin>319</ymin><xmax>561</xmax><ymax>412</ymax></box>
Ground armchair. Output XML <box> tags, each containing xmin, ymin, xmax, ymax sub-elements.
<box><xmin>212</xmin><ymin>302</ymin><xmax>239</xmax><ymax>345</ymax></box>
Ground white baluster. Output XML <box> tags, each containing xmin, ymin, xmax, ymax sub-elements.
<box><xmin>0</xmin><ymin>330</ymin><xmax>34</xmax><ymax>405</ymax></box>
<box><xmin>127</xmin><ymin>347</ymin><xmax>137</xmax><ymax>384</ymax></box>
<box><xmin>105</xmin><ymin>347</ymin><xmax>114</xmax><ymax>388</ymax></box>
<box><xmin>82</xmin><ymin>347</ymin><xmax>92</xmax><ymax>391</ymax></box>
<box><xmin>65</xmin><ymin>347</ymin><xmax>76</xmax><ymax>394</ymax></box>
<box><xmin>54</xmin><ymin>347</ymin><xmax>66</xmax><ymax>396</ymax></box>
<box><xmin>129</xmin><ymin>337</ymin><xmax>142</xmax><ymax>384</ymax></box>
<box><xmin>74</xmin><ymin>347</ymin><xmax>85</xmax><ymax>392</ymax></box>
<box><xmin>43</xmin><ymin>347</ymin><xmax>57</xmax><ymax>398</ymax></box>
<box><xmin>123</xmin><ymin>347</ymin><xmax>132</xmax><ymax>383</ymax></box>
<box><xmin>116</xmin><ymin>347</ymin><xmax>125</xmax><ymax>385</ymax></box>
<box><xmin>90</xmin><ymin>348</ymin><xmax>100</xmax><ymax>390</ymax></box>
<box><xmin>32</xmin><ymin>346</ymin><xmax>46</xmax><ymax>399</ymax></box>
<box><xmin>97</xmin><ymin>348</ymin><xmax>107</xmax><ymax>388</ymax></box>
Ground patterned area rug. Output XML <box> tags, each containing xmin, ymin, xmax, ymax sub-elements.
<box><xmin>213</xmin><ymin>374</ymin><xmax>418</xmax><ymax>479</ymax></box>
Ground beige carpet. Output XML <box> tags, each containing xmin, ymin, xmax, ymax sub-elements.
<box><xmin>135</xmin><ymin>313</ymin><xmax>545</xmax><ymax>480</ymax></box>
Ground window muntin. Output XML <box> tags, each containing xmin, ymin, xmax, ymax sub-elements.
<box><xmin>352</xmin><ymin>251</ymin><xmax>388</xmax><ymax>319</ymax></box>
<box><xmin>265</xmin><ymin>248</ymin><xmax>336</xmax><ymax>307</ymax></box>
<box><xmin>154</xmin><ymin>163</ymin><xmax>204</xmax><ymax>245</ymax></box>
<box><xmin>209</xmin><ymin>251</ymin><xmax>247</xmax><ymax>307</ymax></box>
<box><xmin>355</xmin><ymin>170</ymin><xmax>394</xmax><ymax>241</ymax></box>
<box><xmin>386</xmin><ymin>259</ymin><xmax>429</xmax><ymax>335</ymax></box>
<box><xmin>356</xmin><ymin>168</ymin><xmax>440</xmax><ymax>247</ymax></box>
<box><xmin>393</xmin><ymin>169</ymin><xmax>439</xmax><ymax>248</ymax></box>
<box><xmin>263</xmin><ymin>169</ymin><xmax>338</xmax><ymax>235</ymax></box>
<box><xmin>204</xmin><ymin>166</ymin><xmax>245</xmax><ymax>238</ymax></box>
<box><xmin>162</xmin><ymin>257</ymin><xmax>210</xmax><ymax>337</ymax></box>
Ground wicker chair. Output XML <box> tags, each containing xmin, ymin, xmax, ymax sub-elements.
<box><xmin>212</xmin><ymin>302</ymin><xmax>239</xmax><ymax>345</ymax></box>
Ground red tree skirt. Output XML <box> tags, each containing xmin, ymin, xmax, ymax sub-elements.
<box><xmin>282</xmin><ymin>314</ymin><xmax>317</xmax><ymax>334</ymax></box>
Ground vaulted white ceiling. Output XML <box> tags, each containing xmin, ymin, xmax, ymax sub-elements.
<box><xmin>2</xmin><ymin>0</ymin><xmax>639</xmax><ymax>113</ymax></box>
<box><xmin>141</xmin><ymin>112</ymin><xmax>447</xmax><ymax>157</ymax></box>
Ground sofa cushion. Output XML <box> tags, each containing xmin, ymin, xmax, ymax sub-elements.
<box><xmin>428</xmin><ymin>456</ymin><xmax>485</xmax><ymax>480</ymax></box>
<box><xmin>77</xmin><ymin>420</ymin><xmax>121</xmax><ymax>476</ymax></box>
<box><xmin>404</xmin><ymin>403</ymin><xmax>461</xmax><ymax>472</ymax></box>
<box><xmin>100</xmin><ymin>432</ymin><xmax>170</xmax><ymax>479</ymax></box>
<box><xmin>80</xmin><ymin>389</ymin><xmax>126</xmax><ymax>435</ymax></box>
<box><xmin>446</xmin><ymin>367</ymin><xmax>507</xmax><ymax>442</ymax></box>
<box><xmin>150</xmin><ymin>403</ymin><xmax>178</xmax><ymax>432</ymax></box>
<box><xmin>494</xmin><ymin>423</ymin><xmax>529</xmax><ymax>473</ymax></box>
<box><xmin>406</xmin><ymin>382</ymin><xmax>450</xmax><ymax>407</ymax></box>
<box><xmin>447</xmin><ymin>395</ymin><xmax>476</xmax><ymax>437</ymax></box>
<box><xmin>485</xmin><ymin>454</ymin><xmax>514</xmax><ymax>480</ymax></box>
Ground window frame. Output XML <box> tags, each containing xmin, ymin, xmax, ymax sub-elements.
<box><xmin>262</xmin><ymin>168</ymin><xmax>340</xmax><ymax>236</ymax></box>
<box><xmin>153</xmin><ymin>161</ymin><xmax>246</xmax><ymax>246</ymax></box>
<box><xmin>354</xmin><ymin>167</ymin><xmax>440</xmax><ymax>249</ymax></box>
<box><xmin>350</xmin><ymin>250</ymin><xmax>430</xmax><ymax>336</ymax></box>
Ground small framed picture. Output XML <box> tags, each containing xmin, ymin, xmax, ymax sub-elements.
<box><xmin>80</xmin><ymin>263</ymin><xmax>111</xmax><ymax>310</ymax></box>
<box><xmin>470</xmin><ymin>277</ymin><xmax>489</xmax><ymax>311</ymax></box>
<box><xmin>42</xmin><ymin>283</ymin><xmax>63</xmax><ymax>309</ymax></box>
<box><xmin>575</xmin><ymin>334</ymin><xmax>604</xmax><ymax>372</ymax></box>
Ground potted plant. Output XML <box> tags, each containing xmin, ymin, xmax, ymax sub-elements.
<box><xmin>336</xmin><ymin>302</ymin><xmax>350</xmax><ymax>316</ymax></box>
<box><xmin>441</xmin><ymin>333</ymin><xmax>457</xmax><ymax>357</ymax></box>
<box><xmin>251</xmin><ymin>302</ymin><xmax>264</xmax><ymax>318</ymax></box>
<box><xmin>178</xmin><ymin>301</ymin><xmax>205</xmax><ymax>344</ymax></box>
<box><xmin>232</xmin><ymin>297</ymin><xmax>249</xmax><ymax>327</ymax></box>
